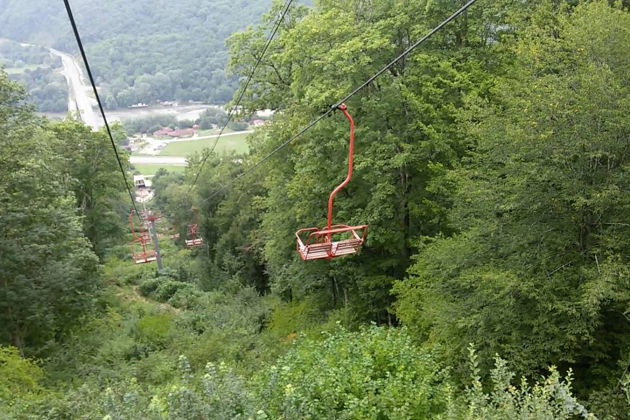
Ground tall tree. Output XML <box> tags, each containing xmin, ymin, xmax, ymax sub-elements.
<box><xmin>395</xmin><ymin>1</ymin><xmax>630</xmax><ymax>409</ymax></box>
<box><xmin>0</xmin><ymin>70</ymin><xmax>99</xmax><ymax>350</ymax></box>
<box><xmin>49</xmin><ymin>120</ymin><xmax>128</xmax><ymax>256</ymax></box>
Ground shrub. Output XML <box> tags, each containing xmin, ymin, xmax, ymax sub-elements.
<box><xmin>167</xmin><ymin>287</ymin><xmax>201</xmax><ymax>309</ymax></box>
<box><xmin>155</xmin><ymin>280</ymin><xmax>193</xmax><ymax>302</ymax></box>
<box><xmin>0</xmin><ymin>346</ymin><xmax>43</xmax><ymax>405</ymax></box>
<box><xmin>449</xmin><ymin>345</ymin><xmax>595</xmax><ymax>419</ymax></box>
<box><xmin>103</xmin><ymin>257</ymin><xmax>147</xmax><ymax>286</ymax></box>
<box><xmin>136</xmin><ymin>313</ymin><xmax>173</xmax><ymax>347</ymax></box>
<box><xmin>255</xmin><ymin>325</ymin><xmax>450</xmax><ymax>419</ymax></box>
<box><xmin>138</xmin><ymin>278</ymin><xmax>162</xmax><ymax>297</ymax></box>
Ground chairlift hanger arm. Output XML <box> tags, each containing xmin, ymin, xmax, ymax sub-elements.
<box><xmin>129</xmin><ymin>210</ymin><xmax>139</xmax><ymax>240</ymax></box>
<box><xmin>326</xmin><ymin>104</ymin><xmax>355</xmax><ymax>234</ymax></box>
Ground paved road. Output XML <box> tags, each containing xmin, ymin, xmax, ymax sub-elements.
<box><xmin>50</xmin><ymin>48</ymin><xmax>102</xmax><ymax>130</ymax></box>
<box><xmin>129</xmin><ymin>156</ymin><xmax>188</xmax><ymax>166</ymax></box>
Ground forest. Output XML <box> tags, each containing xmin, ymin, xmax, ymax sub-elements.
<box><xmin>0</xmin><ymin>39</ymin><xmax>67</xmax><ymax>112</ymax></box>
<box><xmin>1</xmin><ymin>0</ymin><xmax>629</xmax><ymax>419</ymax></box>
<box><xmin>0</xmin><ymin>0</ymin><xmax>278</xmax><ymax>108</ymax></box>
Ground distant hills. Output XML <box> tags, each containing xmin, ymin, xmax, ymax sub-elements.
<box><xmin>0</xmin><ymin>0</ymin><xmax>274</xmax><ymax>108</ymax></box>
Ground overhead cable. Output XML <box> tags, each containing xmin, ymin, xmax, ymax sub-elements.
<box><xmin>204</xmin><ymin>0</ymin><xmax>479</xmax><ymax>201</ymax></box>
<box><xmin>62</xmin><ymin>0</ymin><xmax>141</xmax><ymax>216</ymax></box>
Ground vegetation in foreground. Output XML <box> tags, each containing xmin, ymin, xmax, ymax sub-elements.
<box><xmin>0</xmin><ymin>256</ymin><xmax>598</xmax><ymax>419</ymax></box>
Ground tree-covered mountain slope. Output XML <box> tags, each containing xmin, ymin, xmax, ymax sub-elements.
<box><xmin>0</xmin><ymin>0</ymin><xmax>274</xmax><ymax>107</ymax></box>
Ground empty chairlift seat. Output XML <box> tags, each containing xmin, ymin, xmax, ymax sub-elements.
<box><xmin>185</xmin><ymin>223</ymin><xmax>204</xmax><ymax>248</ymax></box>
<box><xmin>128</xmin><ymin>210</ymin><xmax>157</xmax><ymax>265</ymax></box>
<box><xmin>131</xmin><ymin>241</ymin><xmax>157</xmax><ymax>264</ymax></box>
<box><xmin>296</xmin><ymin>224</ymin><xmax>368</xmax><ymax>261</ymax></box>
<box><xmin>294</xmin><ymin>104</ymin><xmax>368</xmax><ymax>261</ymax></box>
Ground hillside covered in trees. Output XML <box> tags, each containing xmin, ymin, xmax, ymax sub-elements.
<box><xmin>0</xmin><ymin>39</ymin><xmax>67</xmax><ymax>112</ymax></box>
<box><xmin>0</xmin><ymin>0</ymin><xmax>277</xmax><ymax>107</ymax></box>
<box><xmin>1</xmin><ymin>0</ymin><xmax>629</xmax><ymax>419</ymax></box>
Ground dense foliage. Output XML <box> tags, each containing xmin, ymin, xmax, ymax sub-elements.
<box><xmin>0</xmin><ymin>72</ymin><xmax>104</xmax><ymax>350</ymax></box>
<box><xmin>0</xmin><ymin>39</ymin><xmax>66</xmax><ymax>112</ymax></box>
<box><xmin>1</xmin><ymin>0</ymin><xmax>629</xmax><ymax>419</ymax></box>
<box><xmin>394</xmin><ymin>0</ymin><xmax>630</xmax><ymax>403</ymax></box>
<box><xmin>188</xmin><ymin>0</ymin><xmax>629</xmax><ymax>415</ymax></box>
<box><xmin>0</xmin><ymin>0</ymin><xmax>275</xmax><ymax>107</ymax></box>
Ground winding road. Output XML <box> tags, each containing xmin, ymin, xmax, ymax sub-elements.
<box><xmin>50</xmin><ymin>48</ymin><xmax>102</xmax><ymax>130</ymax></box>
<box><xmin>47</xmin><ymin>48</ymin><xmax>250</xmax><ymax>170</ymax></box>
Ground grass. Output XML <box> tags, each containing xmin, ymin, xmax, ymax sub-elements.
<box><xmin>3</xmin><ymin>64</ymin><xmax>42</xmax><ymax>74</ymax></box>
<box><xmin>196</xmin><ymin>128</ymin><xmax>235</xmax><ymax>137</ymax></box>
<box><xmin>132</xmin><ymin>164</ymin><xmax>187</xmax><ymax>175</ymax></box>
<box><xmin>160</xmin><ymin>132</ymin><xmax>250</xmax><ymax>156</ymax></box>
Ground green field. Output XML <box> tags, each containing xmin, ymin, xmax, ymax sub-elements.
<box><xmin>3</xmin><ymin>64</ymin><xmax>42</xmax><ymax>74</ymax></box>
<box><xmin>132</xmin><ymin>164</ymin><xmax>186</xmax><ymax>175</ymax></box>
<box><xmin>196</xmin><ymin>128</ymin><xmax>235</xmax><ymax>137</ymax></box>
<box><xmin>160</xmin><ymin>132</ymin><xmax>250</xmax><ymax>156</ymax></box>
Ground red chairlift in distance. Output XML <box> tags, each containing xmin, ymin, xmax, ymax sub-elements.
<box><xmin>185</xmin><ymin>209</ymin><xmax>204</xmax><ymax>248</ymax></box>
<box><xmin>129</xmin><ymin>210</ymin><xmax>157</xmax><ymax>264</ymax></box>
<box><xmin>295</xmin><ymin>104</ymin><xmax>368</xmax><ymax>260</ymax></box>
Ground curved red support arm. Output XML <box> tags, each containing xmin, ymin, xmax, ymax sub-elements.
<box><xmin>129</xmin><ymin>210</ymin><xmax>139</xmax><ymax>240</ymax></box>
<box><xmin>327</xmin><ymin>104</ymin><xmax>355</xmax><ymax>234</ymax></box>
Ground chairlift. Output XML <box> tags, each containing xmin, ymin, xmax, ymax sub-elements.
<box><xmin>129</xmin><ymin>210</ymin><xmax>156</xmax><ymax>264</ymax></box>
<box><xmin>295</xmin><ymin>104</ymin><xmax>368</xmax><ymax>260</ymax></box>
<box><xmin>185</xmin><ymin>208</ymin><xmax>204</xmax><ymax>248</ymax></box>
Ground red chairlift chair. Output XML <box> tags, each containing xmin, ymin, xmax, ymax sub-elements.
<box><xmin>129</xmin><ymin>210</ymin><xmax>157</xmax><ymax>264</ymax></box>
<box><xmin>185</xmin><ymin>209</ymin><xmax>204</xmax><ymax>248</ymax></box>
<box><xmin>185</xmin><ymin>224</ymin><xmax>204</xmax><ymax>248</ymax></box>
<box><xmin>295</xmin><ymin>104</ymin><xmax>368</xmax><ymax>261</ymax></box>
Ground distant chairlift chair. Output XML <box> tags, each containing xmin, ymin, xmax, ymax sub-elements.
<box><xmin>185</xmin><ymin>209</ymin><xmax>204</xmax><ymax>248</ymax></box>
<box><xmin>295</xmin><ymin>104</ymin><xmax>368</xmax><ymax>260</ymax></box>
<box><xmin>129</xmin><ymin>210</ymin><xmax>157</xmax><ymax>264</ymax></box>
<box><xmin>185</xmin><ymin>223</ymin><xmax>204</xmax><ymax>248</ymax></box>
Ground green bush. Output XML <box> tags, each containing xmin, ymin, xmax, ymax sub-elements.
<box><xmin>155</xmin><ymin>280</ymin><xmax>194</xmax><ymax>302</ymax></box>
<box><xmin>138</xmin><ymin>278</ymin><xmax>162</xmax><ymax>297</ymax></box>
<box><xmin>448</xmin><ymin>345</ymin><xmax>595</xmax><ymax>419</ymax></box>
<box><xmin>139</xmin><ymin>276</ymin><xmax>194</xmax><ymax>303</ymax></box>
<box><xmin>167</xmin><ymin>287</ymin><xmax>202</xmax><ymax>309</ymax></box>
<box><xmin>266</xmin><ymin>296</ymin><xmax>325</xmax><ymax>338</ymax></box>
<box><xmin>255</xmin><ymin>325</ymin><xmax>450</xmax><ymax>419</ymax></box>
<box><xmin>103</xmin><ymin>256</ymin><xmax>148</xmax><ymax>286</ymax></box>
<box><xmin>136</xmin><ymin>313</ymin><xmax>173</xmax><ymax>348</ymax></box>
<box><xmin>0</xmin><ymin>346</ymin><xmax>43</xmax><ymax>406</ymax></box>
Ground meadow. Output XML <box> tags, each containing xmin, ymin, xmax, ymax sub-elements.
<box><xmin>160</xmin><ymin>132</ymin><xmax>250</xmax><ymax>156</ymax></box>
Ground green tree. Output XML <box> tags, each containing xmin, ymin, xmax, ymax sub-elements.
<box><xmin>226</xmin><ymin>0</ymin><xmax>512</xmax><ymax>322</ymax></box>
<box><xmin>198</xmin><ymin>107</ymin><xmax>228</xmax><ymax>129</ymax></box>
<box><xmin>0</xmin><ymin>346</ymin><xmax>43</xmax><ymax>407</ymax></box>
<box><xmin>395</xmin><ymin>1</ymin><xmax>630</xmax><ymax>412</ymax></box>
<box><xmin>49</xmin><ymin>119</ymin><xmax>129</xmax><ymax>256</ymax></box>
<box><xmin>0</xmin><ymin>70</ymin><xmax>99</xmax><ymax>350</ymax></box>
